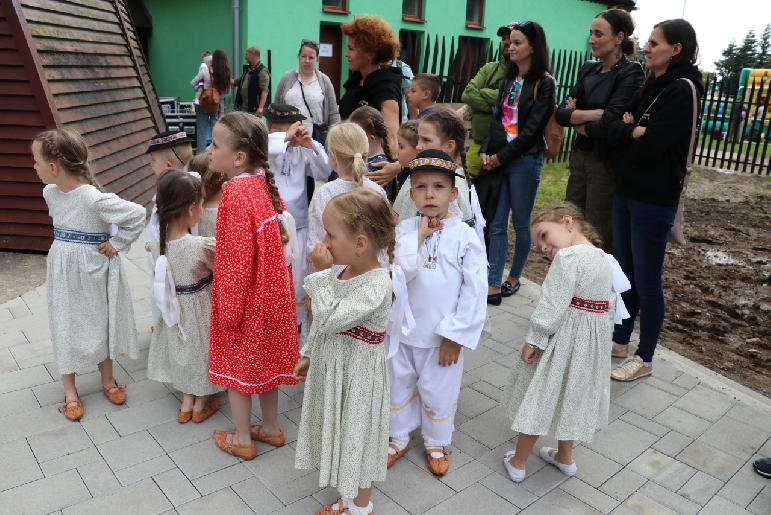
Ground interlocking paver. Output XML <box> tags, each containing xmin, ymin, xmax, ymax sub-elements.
<box><xmin>424</xmin><ymin>483</ymin><xmax>517</xmax><ymax>514</ymax></box>
<box><xmin>97</xmin><ymin>430</ymin><xmax>165</xmax><ymax>471</ymax></box>
<box><xmin>598</xmin><ymin>468</ymin><xmax>647</xmax><ymax>502</ymax></box>
<box><xmin>586</xmin><ymin>419</ymin><xmax>658</xmax><ymax>465</ymax></box>
<box><xmin>700</xmin><ymin>495</ymin><xmax>754</xmax><ymax>515</ymax></box>
<box><xmin>28</xmin><ymin>423</ymin><xmax>92</xmax><ymax>463</ymax></box>
<box><xmin>1</xmin><ymin>240</ymin><xmax>770</xmax><ymax>514</ymax></box>
<box><xmin>678</xmin><ymin>440</ymin><xmax>744</xmax><ymax>481</ymax></box>
<box><xmin>0</xmin><ymin>469</ymin><xmax>90</xmax><ymax>515</ymax></box>
<box><xmin>153</xmin><ymin>468</ymin><xmax>201</xmax><ymax>507</ymax></box>
<box><xmin>0</xmin><ymin>438</ymin><xmax>43</xmax><ymax>491</ymax></box>
<box><xmin>698</xmin><ymin>415</ymin><xmax>770</xmax><ymax>460</ymax></box>
<box><xmin>560</xmin><ymin>477</ymin><xmax>620</xmax><ymax>514</ymax></box>
<box><xmin>673</xmin><ymin>385</ymin><xmax>735</xmax><ymax>422</ymax></box>
<box><xmin>61</xmin><ymin>477</ymin><xmax>172</xmax><ymax>515</ymax></box>
<box><xmin>677</xmin><ymin>470</ymin><xmax>724</xmax><ymax>506</ymax></box>
<box><xmin>230</xmin><ymin>476</ymin><xmax>285</xmax><ymax>514</ymax></box>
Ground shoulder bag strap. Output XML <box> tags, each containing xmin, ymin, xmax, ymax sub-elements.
<box><xmin>297</xmin><ymin>76</ymin><xmax>316</xmax><ymax>124</ymax></box>
<box><xmin>680</xmin><ymin>78</ymin><xmax>698</xmax><ymax>170</ymax></box>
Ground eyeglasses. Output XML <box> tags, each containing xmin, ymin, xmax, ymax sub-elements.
<box><xmin>301</xmin><ymin>39</ymin><xmax>320</xmax><ymax>49</ymax></box>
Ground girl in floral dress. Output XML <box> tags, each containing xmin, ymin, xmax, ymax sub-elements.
<box><xmin>208</xmin><ymin>112</ymin><xmax>299</xmax><ymax>460</ymax></box>
<box><xmin>502</xmin><ymin>202</ymin><xmax>630</xmax><ymax>482</ymax></box>
<box><xmin>293</xmin><ymin>188</ymin><xmax>395</xmax><ymax>515</ymax></box>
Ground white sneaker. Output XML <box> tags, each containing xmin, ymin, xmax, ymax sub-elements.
<box><xmin>503</xmin><ymin>450</ymin><xmax>526</xmax><ymax>483</ymax></box>
<box><xmin>539</xmin><ymin>447</ymin><xmax>577</xmax><ymax>477</ymax></box>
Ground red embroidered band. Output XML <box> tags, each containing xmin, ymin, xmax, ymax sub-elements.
<box><xmin>570</xmin><ymin>297</ymin><xmax>609</xmax><ymax>313</ymax></box>
<box><xmin>340</xmin><ymin>325</ymin><xmax>386</xmax><ymax>345</ymax></box>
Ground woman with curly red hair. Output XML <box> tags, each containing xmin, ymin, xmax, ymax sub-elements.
<box><xmin>339</xmin><ymin>16</ymin><xmax>402</xmax><ymax>171</ymax></box>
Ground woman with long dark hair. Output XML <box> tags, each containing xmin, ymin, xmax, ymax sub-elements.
<box><xmin>556</xmin><ymin>8</ymin><xmax>645</xmax><ymax>251</ymax></box>
<box><xmin>479</xmin><ymin>21</ymin><xmax>555</xmax><ymax>306</ymax></box>
<box><xmin>193</xmin><ymin>49</ymin><xmax>231</xmax><ymax>152</ymax></box>
<box><xmin>608</xmin><ymin>19</ymin><xmax>703</xmax><ymax>381</ymax></box>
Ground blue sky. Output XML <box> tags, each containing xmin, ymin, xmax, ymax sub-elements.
<box><xmin>631</xmin><ymin>0</ymin><xmax>771</xmax><ymax>71</ymax></box>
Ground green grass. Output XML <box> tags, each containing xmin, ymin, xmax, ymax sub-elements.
<box><xmin>697</xmin><ymin>134</ymin><xmax>771</xmax><ymax>160</ymax></box>
<box><xmin>535</xmin><ymin>162</ymin><xmax>569</xmax><ymax>209</ymax></box>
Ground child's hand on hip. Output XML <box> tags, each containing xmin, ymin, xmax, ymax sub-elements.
<box><xmin>293</xmin><ymin>357</ymin><xmax>310</xmax><ymax>380</ymax></box>
<box><xmin>438</xmin><ymin>338</ymin><xmax>462</xmax><ymax>367</ymax></box>
<box><xmin>520</xmin><ymin>343</ymin><xmax>540</xmax><ymax>364</ymax></box>
<box><xmin>310</xmin><ymin>243</ymin><xmax>333</xmax><ymax>271</ymax></box>
<box><xmin>97</xmin><ymin>241</ymin><xmax>117</xmax><ymax>257</ymax></box>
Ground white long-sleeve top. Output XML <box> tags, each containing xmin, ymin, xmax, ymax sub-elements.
<box><xmin>395</xmin><ymin>215</ymin><xmax>487</xmax><ymax>350</ymax></box>
<box><xmin>268</xmin><ymin>131</ymin><xmax>330</xmax><ymax>229</ymax></box>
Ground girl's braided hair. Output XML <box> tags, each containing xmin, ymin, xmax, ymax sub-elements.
<box><xmin>349</xmin><ymin>105</ymin><xmax>395</xmax><ymax>162</ymax></box>
<box><xmin>188</xmin><ymin>152</ymin><xmax>227</xmax><ymax>202</ymax></box>
<box><xmin>33</xmin><ymin>128</ymin><xmax>101</xmax><ymax>190</ymax></box>
<box><xmin>531</xmin><ymin>201</ymin><xmax>603</xmax><ymax>248</ymax></box>
<box><xmin>216</xmin><ymin>112</ymin><xmax>289</xmax><ymax>243</ymax></box>
<box><xmin>325</xmin><ymin>122</ymin><xmax>369</xmax><ymax>186</ymax></box>
<box><xmin>156</xmin><ymin>170</ymin><xmax>204</xmax><ymax>256</ymax></box>
<box><xmin>328</xmin><ymin>188</ymin><xmax>396</xmax><ymax>264</ymax></box>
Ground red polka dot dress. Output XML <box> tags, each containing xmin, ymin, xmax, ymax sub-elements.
<box><xmin>209</xmin><ymin>172</ymin><xmax>299</xmax><ymax>394</ymax></box>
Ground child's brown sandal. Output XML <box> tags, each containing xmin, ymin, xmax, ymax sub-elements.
<box><xmin>59</xmin><ymin>397</ymin><xmax>84</xmax><ymax>421</ymax></box>
<box><xmin>102</xmin><ymin>383</ymin><xmax>126</xmax><ymax>405</ymax></box>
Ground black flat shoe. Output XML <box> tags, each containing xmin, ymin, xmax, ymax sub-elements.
<box><xmin>754</xmin><ymin>457</ymin><xmax>771</xmax><ymax>479</ymax></box>
<box><xmin>501</xmin><ymin>280</ymin><xmax>521</xmax><ymax>298</ymax></box>
<box><xmin>487</xmin><ymin>293</ymin><xmax>502</xmax><ymax>306</ymax></box>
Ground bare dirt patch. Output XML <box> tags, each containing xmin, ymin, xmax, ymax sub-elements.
<box><xmin>521</xmin><ymin>168</ymin><xmax>771</xmax><ymax>396</ymax></box>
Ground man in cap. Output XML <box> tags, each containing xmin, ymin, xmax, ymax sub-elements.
<box><xmin>461</xmin><ymin>22</ymin><xmax>516</xmax><ymax>177</ymax></box>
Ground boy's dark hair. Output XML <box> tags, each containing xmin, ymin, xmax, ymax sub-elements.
<box><xmin>413</xmin><ymin>74</ymin><xmax>441</xmax><ymax>102</ymax></box>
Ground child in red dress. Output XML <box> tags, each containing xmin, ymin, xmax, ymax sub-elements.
<box><xmin>207</xmin><ymin>112</ymin><xmax>299</xmax><ymax>460</ymax></box>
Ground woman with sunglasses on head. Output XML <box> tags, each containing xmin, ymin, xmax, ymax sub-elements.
<box><xmin>556</xmin><ymin>8</ymin><xmax>645</xmax><ymax>252</ymax></box>
<box><xmin>275</xmin><ymin>40</ymin><xmax>341</xmax><ymax>145</ymax></box>
<box><xmin>480</xmin><ymin>21</ymin><xmax>555</xmax><ymax>306</ymax></box>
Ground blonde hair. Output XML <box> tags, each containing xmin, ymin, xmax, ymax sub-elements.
<box><xmin>397</xmin><ymin>120</ymin><xmax>419</xmax><ymax>148</ymax></box>
<box><xmin>33</xmin><ymin>128</ymin><xmax>100</xmax><ymax>189</ymax></box>
<box><xmin>325</xmin><ymin>122</ymin><xmax>369</xmax><ymax>186</ymax></box>
<box><xmin>216</xmin><ymin>112</ymin><xmax>288</xmax><ymax>243</ymax></box>
<box><xmin>328</xmin><ymin>188</ymin><xmax>396</xmax><ymax>263</ymax></box>
<box><xmin>531</xmin><ymin>202</ymin><xmax>603</xmax><ymax>248</ymax></box>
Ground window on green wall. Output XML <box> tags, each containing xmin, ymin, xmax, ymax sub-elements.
<box><xmin>322</xmin><ymin>0</ymin><xmax>347</xmax><ymax>14</ymax></box>
<box><xmin>465</xmin><ymin>0</ymin><xmax>484</xmax><ymax>29</ymax></box>
<box><xmin>402</xmin><ymin>0</ymin><xmax>424</xmax><ymax>22</ymax></box>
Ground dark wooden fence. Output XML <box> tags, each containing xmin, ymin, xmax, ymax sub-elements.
<box><xmin>695</xmin><ymin>74</ymin><xmax>770</xmax><ymax>175</ymax></box>
<box><xmin>406</xmin><ymin>34</ymin><xmax>770</xmax><ymax>175</ymax></box>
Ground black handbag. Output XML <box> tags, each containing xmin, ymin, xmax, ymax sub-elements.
<box><xmin>298</xmin><ymin>77</ymin><xmax>329</xmax><ymax>145</ymax></box>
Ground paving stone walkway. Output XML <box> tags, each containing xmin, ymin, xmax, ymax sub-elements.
<box><xmin>1</xmin><ymin>240</ymin><xmax>769</xmax><ymax>515</ymax></box>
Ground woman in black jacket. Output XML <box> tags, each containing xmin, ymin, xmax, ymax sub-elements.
<box><xmin>608</xmin><ymin>19</ymin><xmax>703</xmax><ymax>381</ymax></box>
<box><xmin>480</xmin><ymin>21</ymin><xmax>555</xmax><ymax>305</ymax></box>
<box><xmin>556</xmin><ymin>9</ymin><xmax>645</xmax><ymax>251</ymax></box>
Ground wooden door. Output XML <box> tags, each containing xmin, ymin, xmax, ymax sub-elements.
<box><xmin>319</xmin><ymin>23</ymin><xmax>342</xmax><ymax>101</ymax></box>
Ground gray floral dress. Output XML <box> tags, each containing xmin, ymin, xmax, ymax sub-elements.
<box><xmin>295</xmin><ymin>266</ymin><xmax>392</xmax><ymax>497</ymax></box>
<box><xmin>504</xmin><ymin>245</ymin><xmax>614</xmax><ymax>442</ymax></box>
<box><xmin>146</xmin><ymin>235</ymin><xmax>222</xmax><ymax>396</ymax></box>
<box><xmin>198</xmin><ymin>207</ymin><xmax>218</xmax><ymax>237</ymax></box>
<box><xmin>44</xmin><ymin>184</ymin><xmax>145</xmax><ymax>374</ymax></box>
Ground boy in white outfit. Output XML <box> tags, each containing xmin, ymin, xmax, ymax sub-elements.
<box><xmin>388</xmin><ymin>149</ymin><xmax>487</xmax><ymax>476</ymax></box>
<box><xmin>266</xmin><ymin>103</ymin><xmax>331</xmax><ymax>326</ymax></box>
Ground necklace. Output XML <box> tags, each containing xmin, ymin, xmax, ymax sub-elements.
<box><xmin>422</xmin><ymin>230</ymin><xmax>442</xmax><ymax>269</ymax></box>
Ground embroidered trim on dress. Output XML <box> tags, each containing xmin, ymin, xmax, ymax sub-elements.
<box><xmin>390</xmin><ymin>391</ymin><xmax>419</xmax><ymax>412</ymax></box>
<box><xmin>209</xmin><ymin>370</ymin><xmax>296</xmax><ymax>388</ymax></box>
<box><xmin>570</xmin><ymin>297</ymin><xmax>609</xmax><ymax>313</ymax></box>
<box><xmin>255</xmin><ymin>213</ymin><xmax>278</xmax><ymax>233</ymax></box>
<box><xmin>175</xmin><ymin>274</ymin><xmax>213</xmax><ymax>295</ymax></box>
<box><xmin>340</xmin><ymin>325</ymin><xmax>386</xmax><ymax>345</ymax></box>
<box><xmin>53</xmin><ymin>227</ymin><xmax>109</xmax><ymax>245</ymax></box>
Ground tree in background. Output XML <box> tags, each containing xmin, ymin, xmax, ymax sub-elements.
<box><xmin>714</xmin><ymin>24</ymin><xmax>771</xmax><ymax>91</ymax></box>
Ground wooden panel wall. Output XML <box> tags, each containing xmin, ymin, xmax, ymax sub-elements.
<box><xmin>0</xmin><ymin>1</ymin><xmax>57</xmax><ymax>250</ymax></box>
<box><xmin>20</xmin><ymin>0</ymin><xmax>162</xmax><ymax>208</ymax></box>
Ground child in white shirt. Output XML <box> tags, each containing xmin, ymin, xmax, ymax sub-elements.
<box><xmin>388</xmin><ymin>149</ymin><xmax>487</xmax><ymax>476</ymax></box>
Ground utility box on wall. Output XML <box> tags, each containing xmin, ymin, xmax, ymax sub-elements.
<box><xmin>0</xmin><ymin>0</ymin><xmax>166</xmax><ymax>251</ymax></box>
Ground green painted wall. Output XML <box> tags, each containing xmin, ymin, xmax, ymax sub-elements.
<box><xmin>144</xmin><ymin>0</ymin><xmax>603</xmax><ymax>99</ymax></box>
<box><xmin>144</xmin><ymin>0</ymin><xmax>231</xmax><ymax>101</ymax></box>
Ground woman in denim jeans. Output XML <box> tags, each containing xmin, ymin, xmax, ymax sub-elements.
<box><xmin>607</xmin><ymin>19</ymin><xmax>702</xmax><ymax>381</ymax></box>
<box><xmin>479</xmin><ymin>21</ymin><xmax>555</xmax><ymax>306</ymax></box>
